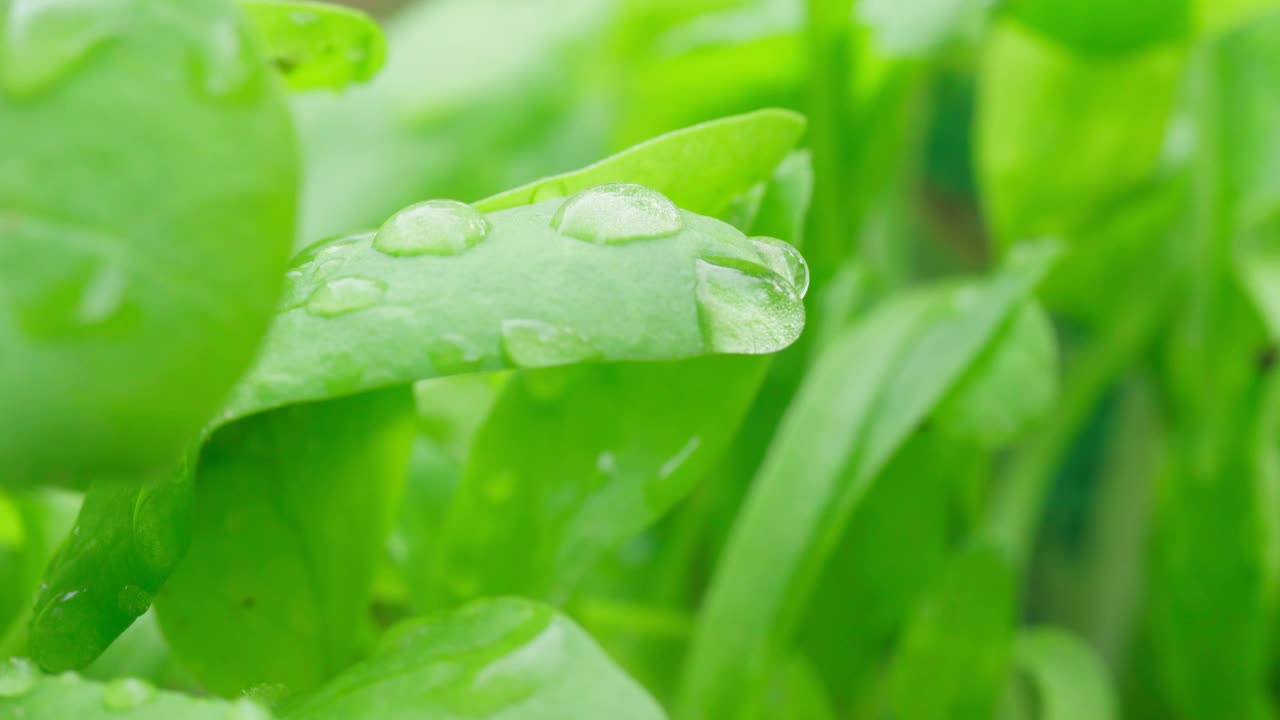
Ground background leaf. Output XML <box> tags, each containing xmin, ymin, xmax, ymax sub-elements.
<box><xmin>242</xmin><ymin>0</ymin><xmax>387</xmax><ymax>90</ymax></box>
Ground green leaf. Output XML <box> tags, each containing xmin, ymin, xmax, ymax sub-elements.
<box><xmin>1012</xmin><ymin>628</ymin><xmax>1118</xmax><ymax>720</ymax></box>
<box><xmin>678</xmin><ymin>241</ymin><xmax>1059</xmax><ymax>719</ymax></box>
<box><xmin>478</xmin><ymin>109</ymin><xmax>807</xmax><ymax>217</ymax></box>
<box><xmin>28</xmin><ymin>466</ymin><xmax>195</xmax><ymax>673</ymax></box>
<box><xmin>153</xmin><ymin>389</ymin><xmax>414</xmax><ymax>698</ymax></box>
<box><xmin>0</xmin><ymin>0</ymin><xmax>297</xmax><ymax>485</ymax></box>
<box><xmin>241</xmin><ymin>0</ymin><xmax>386</xmax><ymax>90</ymax></box>
<box><xmin>286</xmin><ymin>598</ymin><xmax>665</xmax><ymax>720</ymax></box>
<box><xmin>935</xmin><ymin>302</ymin><xmax>1059</xmax><ymax>447</ymax></box>
<box><xmin>799</xmin><ymin>429</ymin><xmax>986</xmax><ymax>713</ymax></box>
<box><xmin>1007</xmin><ymin>0</ymin><xmax>1191</xmax><ymax>55</ymax></box>
<box><xmin>223</xmin><ymin>189</ymin><xmax>808</xmax><ymax>424</ymax></box>
<box><xmin>885</xmin><ymin>543</ymin><xmax>1016</xmax><ymax>720</ymax></box>
<box><xmin>431</xmin><ymin>357</ymin><xmax>769</xmax><ymax>608</ymax></box>
<box><xmin>0</xmin><ymin>658</ymin><xmax>274</xmax><ymax>719</ymax></box>
<box><xmin>976</xmin><ymin>22</ymin><xmax>1182</xmax><ymax>249</ymax></box>
<box><xmin>0</xmin><ymin>493</ymin><xmax>45</xmax><ymax>642</ymax></box>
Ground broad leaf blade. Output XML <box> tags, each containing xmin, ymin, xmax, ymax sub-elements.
<box><xmin>286</xmin><ymin>598</ymin><xmax>665</xmax><ymax>720</ymax></box>
<box><xmin>153</xmin><ymin>389</ymin><xmax>414</xmax><ymax>697</ymax></box>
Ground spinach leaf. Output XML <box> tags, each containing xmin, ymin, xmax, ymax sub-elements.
<box><xmin>241</xmin><ymin>0</ymin><xmax>385</xmax><ymax>90</ymax></box>
<box><xmin>286</xmin><ymin>598</ymin><xmax>665</xmax><ymax>720</ymax></box>
<box><xmin>152</xmin><ymin>389</ymin><xmax>414</xmax><ymax>698</ymax></box>
<box><xmin>0</xmin><ymin>658</ymin><xmax>273</xmax><ymax>719</ymax></box>
<box><xmin>679</xmin><ymin>240</ymin><xmax>1058</xmax><ymax>719</ymax></box>
<box><xmin>478</xmin><ymin>109</ymin><xmax>806</xmax><ymax>217</ymax></box>
<box><xmin>0</xmin><ymin>0</ymin><xmax>297</xmax><ymax>486</ymax></box>
<box><xmin>29</xmin><ymin>466</ymin><xmax>195</xmax><ymax>672</ymax></box>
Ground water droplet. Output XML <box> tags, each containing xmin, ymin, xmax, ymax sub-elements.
<box><xmin>551</xmin><ymin>184</ymin><xmax>683</xmax><ymax>245</ymax></box>
<box><xmin>596</xmin><ymin>451</ymin><xmax>617</xmax><ymax>474</ymax></box>
<box><xmin>427</xmin><ymin>333</ymin><xmax>487</xmax><ymax>374</ymax></box>
<box><xmin>102</xmin><ymin>677</ymin><xmax>155</xmax><ymax>711</ymax></box>
<box><xmin>321</xmin><ymin>353</ymin><xmax>364</xmax><ymax>395</ymax></box>
<box><xmin>305</xmin><ymin>277</ymin><xmax>387</xmax><ymax>317</ymax></box>
<box><xmin>374</xmin><ymin>200</ymin><xmax>491</xmax><ymax>257</ymax></box>
<box><xmin>1</xmin><ymin>0</ymin><xmax>128</xmax><ymax>97</ymax></box>
<box><xmin>226</xmin><ymin>698</ymin><xmax>272</xmax><ymax>720</ymax></box>
<box><xmin>0</xmin><ymin>657</ymin><xmax>37</xmax><ymax>698</ymax></box>
<box><xmin>500</xmin><ymin>319</ymin><xmax>600</xmax><ymax>368</ymax></box>
<box><xmin>117</xmin><ymin>585</ymin><xmax>152</xmax><ymax>617</ymax></box>
<box><xmin>695</xmin><ymin>257</ymin><xmax>804</xmax><ymax>354</ymax></box>
<box><xmin>750</xmin><ymin>237</ymin><xmax>809</xmax><ymax>299</ymax></box>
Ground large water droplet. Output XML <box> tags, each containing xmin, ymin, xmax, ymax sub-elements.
<box><xmin>500</xmin><ymin>319</ymin><xmax>600</xmax><ymax>368</ymax></box>
<box><xmin>0</xmin><ymin>657</ymin><xmax>37</xmax><ymax>698</ymax></box>
<box><xmin>305</xmin><ymin>277</ymin><xmax>387</xmax><ymax>317</ymax></box>
<box><xmin>116</xmin><ymin>585</ymin><xmax>152</xmax><ymax>617</ymax></box>
<box><xmin>551</xmin><ymin>184</ymin><xmax>683</xmax><ymax>245</ymax></box>
<box><xmin>374</xmin><ymin>200</ymin><xmax>491</xmax><ymax>257</ymax></box>
<box><xmin>695</xmin><ymin>257</ymin><xmax>805</xmax><ymax>354</ymax></box>
<box><xmin>428</xmin><ymin>333</ymin><xmax>486</xmax><ymax>375</ymax></box>
<box><xmin>0</xmin><ymin>0</ymin><xmax>127</xmax><ymax>97</ymax></box>
<box><xmin>226</xmin><ymin>698</ymin><xmax>272</xmax><ymax>720</ymax></box>
<box><xmin>750</xmin><ymin>237</ymin><xmax>809</xmax><ymax>299</ymax></box>
<box><xmin>102</xmin><ymin>677</ymin><xmax>156</xmax><ymax>711</ymax></box>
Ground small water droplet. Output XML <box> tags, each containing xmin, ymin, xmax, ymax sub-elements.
<box><xmin>102</xmin><ymin>677</ymin><xmax>155</xmax><ymax>711</ymax></box>
<box><xmin>551</xmin><ymin>184</ymin><xmax>683</xmax><ymax>245</ymax></box>
<box><xmin>695</xmin><ymin>257</ymin><xmax>805</xmax><ymax>354</ymax></box>
<box><xmin>0</xmin><ymin>657</ymin><xmax>37</xmax><ymax>698</ymax></box>
<box><xmin>11</xmin><ymin>256</ymin><xmax>133</xmax><ymax>340</ymax></box>
<box><xmin>596</xmin><ymin>451</ymin><xmax>617</xmax><ymax>474</ymax></box>
<box><xmin>305</xmin><ymin>277</ymin><xmax>387</xmax><ymax>317</ymax></box>
<box><xmin>58</xmin><ymin>589</ymin><xmax>81</xmax><ymax>603</ymax></box>
<box><xmin>289</xmin><ymin>9</ymin><xmax>319</xmax><ymax>26</ymax></box>
<box><xmin>500</xmin><ymin>319</ymin><xmax>600</xmax><ymax>368</ymax></box>
<box><xmin>427</xmin><ymin>333</ymin><xmax>487</xmax><ymax>375</ymax></box>
<box><xmin>226</xmin><ymin>698</ymin><xmax>272</xmax><ymax>720</ymax></box>
<box><xmin>57</xmin><ymin>670</ymin><xmax>80</xmax><ymax>682</ymax></box>
<box><xmin>647</xmin><ymin>437</ymin><xmax>702</xmax><ymax>509</ymax></box>
<box><xmin>0</xmin><ymin>0</ymin><xmax>128</xmax><ymax>97</ymax></box>
<box><xmin>117</xmin><ymin>585</ymin><xmax>152</xmax><ymax>617</ymax></box>
<box><xmin>750</xmin><ymin>237</ymin><xmax>809</xmax><ymax>299</ymax></box>
<box><xmin>374</xmin><ymin>200</ymin><xmax>491</xmax><ymax>257</ymax></box>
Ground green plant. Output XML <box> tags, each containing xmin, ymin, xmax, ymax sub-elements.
<box><xmin>6</xmin><ymin>0</ymin><xmax>1280</xmax><ymax>718</ymax></box>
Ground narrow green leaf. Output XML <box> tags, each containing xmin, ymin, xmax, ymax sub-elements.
<box><xmin>935</xmin><ymin>302</ymin><xmax>1059</xmax><ymax>447</ymax></box>
<box><xmin>0</xmin><ymin>0</ymin><xmax>296</xmax><ymax>485</ymax></box>
<box><xmin>679</xmin><ymin>241</ymin><xmax>1059</xmax><ymax>719</ymax></box>
<box><xmin>477</xmin><ymin>109</ymin><xmax>807</xmax><ymax>217</ymax></box>
<box><xmin>885</xmin><ymin>543</ymin><xmax>1016</xmax><ymax>720</ymax></box>
<box><xmin>432</xmin><ymin>357</ymin><xmax>768</xmax><ymax>607</ymax></box>
<box><xmin>153</xmin><ymin>389</ymin><xmax>414</xmax><ymax>698</ymax></box>
<box><xmin>28</xmin><ymin>466</ymin><xmax>195</xmax><ymax>673</ymax></box>
<box><xmin>286</xmin><ymin>598</ymin><xmax>665</xmax><ymax>720</ymax></box>
<box><xmin>0</xmin><ymin>658</ymin><xmax>273</xmax><ymax>719</ymax></box>
<box><xmin>1012</xmin><ymin>628</ymin><xmax>1117</xmax><ymax>720</ymax></box>
<box><xmin>241</xmin><ymin>0</ymin><xmax>386</xmax><ymax>90</ymax></box>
